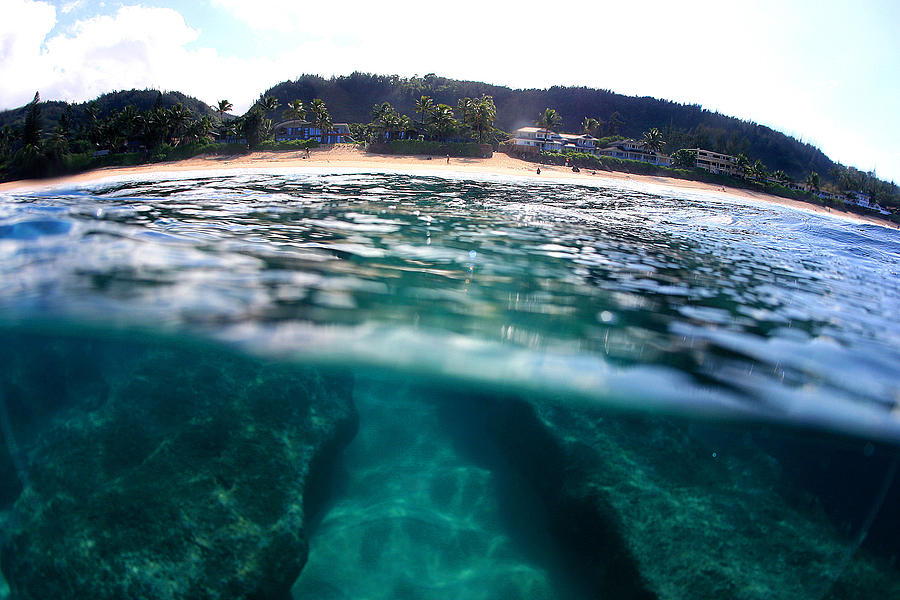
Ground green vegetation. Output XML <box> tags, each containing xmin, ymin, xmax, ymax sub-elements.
<box><xmin>0</xmin><ymin>90</ymin><xmax>248</xmax><ymax>181</ymax></box>
<box><xmin>536</xmin><ymin>108</ymin><xmax>562</xmax><ymax>132</ymax></box>
<box><xmin>259</xmin><ymin>72</ymin><xmax>835</xmax><ymax>179</ymax></box>
<box><xmin>354</xmin><ymin>96</ymin><xmax>504</xmax><ymax>148</ymax></box>
<box><xmin>641</xmin><ymin>128</ymin><xmax>665</xmax><ymax>153</ymax></box>
<box><xmin>670</xmin><ymin>148</ymin><xmax>696</xmax><ymax>169</ymax></box>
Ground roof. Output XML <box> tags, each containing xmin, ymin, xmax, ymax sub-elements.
<box><xmin>559</xmin><ymin>133</ymin><xmax>595</xmax><ymax>140</ymax></box>
<box><xmin>515</xmin><ymin>126</ymin><xmax>558</xmax><ymax>134</ymax></box>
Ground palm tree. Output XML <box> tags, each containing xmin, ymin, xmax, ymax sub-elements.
<box><xmin>536</xmin><ymin>108</ymin><xmax>562</xmax><ymax>132</ymax></box>
<box><xmin>734</xmin><ymin>153</ymin><xmax>750</xmax><ymax>178</ymax></box>
<box><xmin>805</xmin><ymin>171</ymin><xmax>820</xmax><ymax>192</ymax></box>
<box><xmin>772</xmin><ymin>170</ymin><xmax>791</xmax><ymax>185</ymax></box>
<box><xmin>641</xmin><ymin>128</ymin><xmax>665</xmax><ymax>153</ymax></box>
<box><xmin>378</xmin><ymin>111</ymin><xmax>400</xmax><ymax>141</ymax></box>
<box><xmin>282</xmin><ymin>99</ymin><xmax>306</xmax><ymax>122</ymax></box>
<box><xmin>751</xmin><ymin>159</ymin><xmax>768</xmax><ymax>181</ymax></box>
<box><xmin>414</xmin><ymin>95</ymin><xmax>435</xmax><ymax>131</ymax></box>
<box><xmin>184</xmin><ymin>116</ymin><xmax>214</xmax><ymax>144</ymax></box>
<box><xmin>371</xmin><ymin>102</ymin><xmax>394</xmax><ymax>123</ymax></box>
<box><xmin>430</xmin><ymin>104</ymin><xmax>457</xmax><ymax>142</ymax></box>
<box><xmin>308</xmin><ymin>98</ymin><xmax>333</xmax><ymax>143</ymax></box>
<box><xmin>167</xmin><ymin>103</ymin><xmax>191</xmax><ymax>145</ymax></box>
<box><xmin>216</xmin><ymin>100</ymin><xmax>233</xmax><ymax>119</ymax></box>
<box><xmin>260</xmin><ymin>96</ymin><xmax>279</xmax><ymax>113</ymax></box>
<box><xmin>582</xmin><ymin>117</ymin><xmax>600</xmax><ymax>137</ymax></box>
<box><xmin>474</xmin><ymin>96</ymin><xmax>496</xmax><ymax>143</ymax></box>
<box><xmin>458</xmin><ymin>95</ymin><xmax>496</xmax><ymax>143</ymax></box>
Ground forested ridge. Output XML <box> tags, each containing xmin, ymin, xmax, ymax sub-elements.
<box><xmin>260</xmin><ymin>72</ymin><xmax>836</xmax><ymax>181</ymax></box>
<box><xmin>0</xmin><ymin>90</ymin><xmax>222</xmax><ymax>132</ymax></box>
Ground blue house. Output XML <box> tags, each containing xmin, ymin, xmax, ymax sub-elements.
<box><xmin>274</xmin><ymin>120</ymin><xmax>352</xmax><ymax>144</ymax></box>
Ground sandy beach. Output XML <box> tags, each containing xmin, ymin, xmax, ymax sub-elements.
<box><xmin>1</xmin><ymin>145</ymin><xmax>894</xmax><ymax>228</ymax></box>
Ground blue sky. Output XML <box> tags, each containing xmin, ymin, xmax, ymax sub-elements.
<box><xmin>3</xmin><ymin>0</ymin><xmax>898</xmax><ymax>182</ymax></box>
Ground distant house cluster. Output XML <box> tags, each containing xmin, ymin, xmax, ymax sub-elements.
<box><xmin>509</xmin><ymin>127</ymin><xmax>671</xmax><ymax>166</ymax></box>
<box><xmin>273</xmin><ymin>120</ymin><xmax>352</xmax><ymax>144</ymax></box>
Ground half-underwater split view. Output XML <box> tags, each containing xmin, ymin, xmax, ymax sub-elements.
<box><xmin>0</xmin><ymin>171</ymin><xmax>898</xmax><ymax>599</ymax></box>
<box><xmin>2</xmin><ymin>1</ymin><xmax>900</xmax><ymax>598</ymax></box>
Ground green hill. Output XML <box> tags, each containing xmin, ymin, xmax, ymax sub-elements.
<box><xmin>258</xmin><ymin>72</ymin><xmax>833</xmax><ymax>182</ymax></box>
<box><xmin>0</xmin><ymin>89</ymin><xmax>221</xmax><ymax>132</ymax></box>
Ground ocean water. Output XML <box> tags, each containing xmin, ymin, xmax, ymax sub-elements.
<box><xmin>0</xmin><ymin>169</ymin><xmax>898</xmax><ymax>599</ymax></box>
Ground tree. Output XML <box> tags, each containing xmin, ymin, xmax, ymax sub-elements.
<box><xmin>308</xmin><ymin>98</ymin><xmax>333</xmax><ymax>143</ymax></box>
<box><xmin>281</xmin><ymin>99</ymin><xmax>306</xmax><ymax>123</ymax></box>
<box><xmin>641</xmin><ymin>127</ymin><xmax>665</xmax><ymax>153</ymax></box>
<box><xmin>217</xmin><ymin>99</ymin><xmax>233</xmax><ymax>119</ymax></box>
<box><xmin>582</xmin><ymin>117</ymin><xmax>600</xmax><ymax>137</ymax></box>
<box><xmin>430</xmin><ymin>104</ymin><xmax>458</xmax><ymax>141</ymax></box>
<box><xmin>734</xmin><ymin>153</ymin><xmax>750</xmax><ymax>178</ymax></box>
<box><xmin>241</xmin><ymin>108</ymin><xmax>267</xmax><ymax>150</ymax></box>
<box><xmin>22</xmin><ymin>91</ymin><xmax>42</xmax><ymax>148</ymax></box>
<box><xmin>0</xmin><ymin>125</ymin><xmax>16</xmax><ymax>162</ymax></box>
<box><xmin>185</xmin><ymin>116</ymin><xmax>214</xmax><ymax>145</ymax></box>
<box><xmin>771</xmin><ymin>170</ymin><xmax>791</xmax><ymax>185</ymax></box>
<box><xmin>458</xmin><ymin>95</ymin><xmax>496</xmax><ymax>143</ymax></box>
<box><xmin>805</xmin><ymin>171</ymin><xmax>820</xmax><ymax>192</ymax></box>
<box><xmin>670</xmin><ymin>149</ymin><xmax>696</xmax><ymax>169</ymax></box>
<box><xmin>414</xmin><ymin>95</ymin><xmax>435</xmax><ymax>130</ymax></box>
<box><xmin>260</xmin><ymin>96</ymin><xmax>279</xmax><ymax>112</ymax></box>
<box><xmin>536</xmin><ymin>108</ymin><xmax>562</xmax><ymax>132</ymax></box>
<box><xmin>607</xmin><ymin>111</ymin><xmax>625</xmax><ymax>136</ymax></box>
<box><xmin>750</xmin><ymin>159</ymin><xmax>768</xmax><ymax>181</ymax></box>
<box><xmin>167</xmin><ymin>103</ymin><xmax>191</xmax><ymax>145</ymax></box>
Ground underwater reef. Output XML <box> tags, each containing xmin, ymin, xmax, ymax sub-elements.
<box><xmin>0</xmin><ymin>334</ymin><xmax>357</xmax><ymax>599</ymax></box>
<box><xmin>0</xmin><ymin>331</ymin><xmax>898</xmax><ymax>599</ymax></box>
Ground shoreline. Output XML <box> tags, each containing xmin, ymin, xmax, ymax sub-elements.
<box><xmin>1</xmin><ymin>145</ymin><xmax>895</xmax><ymax>228</ymax></box>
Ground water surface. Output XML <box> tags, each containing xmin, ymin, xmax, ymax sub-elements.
<box><xmin>1</xmin><ymin>169</ymin><xmax>898</xmax><ymax>598</ymax></box>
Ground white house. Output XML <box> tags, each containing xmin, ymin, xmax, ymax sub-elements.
<box><xmin>273</xmin><ymin>120</ymin><xmax>352</xmax><ymax>144</ymax></box>
<box><xmin>559</xmin><ymin>133</ymin><xmax>599</xmax><ymax>153</ymax></box>
<box><xmin>847</xmin><ymin>191</ymin><xmax>891</xmax><ymax>215</ymax></box>
<box><xmin>685</xmin><ymin>148</ymin><xmax>742</xmax><ymax>176</ymax></box>
<box><xmin>509</xmin><ymin>127</ymin><xmax>565</xmax><ymax>152</ymax></box>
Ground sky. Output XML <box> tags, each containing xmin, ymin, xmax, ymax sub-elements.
<box><xmin>2</xmin><ymin>0</ymin><xmax>898</xmax><ymax>181</ymax></box>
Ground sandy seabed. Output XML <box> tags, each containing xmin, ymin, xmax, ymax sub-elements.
<box><xmin>1</xmin><ymin>144</ymin><xmax>894</xmax><ymax>228</ymax></box>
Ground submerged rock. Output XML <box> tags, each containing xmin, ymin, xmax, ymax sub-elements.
<box><xmin>292</xmin><ymin>378</ymin><xmax>574</xmax><ymax>600</ymax></box>
<box><xmin>1</xmin><ymin>341</ymin><xmax>357</xmax><ymax>600</ymax></box>
<box><xmin>459</xmin><ymin>395</ymin><xmax>900</xmax><ymax>600</ymax></box>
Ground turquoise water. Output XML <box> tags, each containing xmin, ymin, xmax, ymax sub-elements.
<box><xmin>0</xmin><ymin>169</ymin><xmax>898</xmax><ymax>598</ymax></box>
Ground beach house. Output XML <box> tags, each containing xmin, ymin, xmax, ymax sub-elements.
<box><xmin>509</xmin><ymin>127</ymin><xmax>565</xmax><ymax>152</ymax></box>
<box><xmin>273</xmin><ymin>120</ymin><xmax>352</xmax><ymax>144</ymax></box>
<box><xmin>596</xmin><ymin>140</ymin><xmax>671</xmax><ymax>167</ymax></box>
<box><xmin>686</xmin><ymin>149</ymin><xmax>743</xmax><ymax>177</ymax></box>
<box><xmin>847</xmin><ymin>191</ymin><xmax>891</xmax><ymax>215</ymax></box>
<box><xmin>510</xmin><ymin>127</ymin><xmax>606</xmax><ymax>154</ymax></box>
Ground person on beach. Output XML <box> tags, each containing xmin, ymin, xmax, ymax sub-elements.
<box><xmin>446</xmin><ymin>154</ymin><xmax>450</xmax><ymax>164</ymax></box>
<box><xmin>536</xmin><ymin>167</ymin><xmax>541</xmax><ymax>174</ymax></box>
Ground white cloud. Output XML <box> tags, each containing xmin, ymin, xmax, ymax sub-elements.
<box><xmin>0</xmin><ymin>0</ymin><xmax>58</xmax><ymax>106</ymax></box>
<box><xmin>60</xmin><ymin>0</ymin><xmax>84</xmax><ymax>14</ymax></box>
<box><xmin>0</xmin><ymin>3</ymin><xmax>288</xmax><ymax>114</ymax></box>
